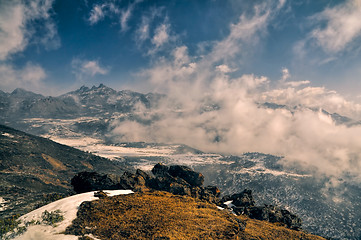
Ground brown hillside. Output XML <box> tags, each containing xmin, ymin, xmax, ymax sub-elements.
<box><xmin>66</xmin><ymin>191</ymin><xmax>325</xmax><ymax>240</ymax></box>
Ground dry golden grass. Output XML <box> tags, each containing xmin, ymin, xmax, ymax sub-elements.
<box><xmin>41</xmin><ymin>153</ymin><xmax>67</xmax><ymax>170</ymax></box>
<box><xmin>237</xmin><ymin>215</ymin><xmax>325</xmax><ymax>240</ymax></box>
<box><xmin>66</xmin><ymin>191</ymin><xmax>325</xmax><ymax>240</ymax></box>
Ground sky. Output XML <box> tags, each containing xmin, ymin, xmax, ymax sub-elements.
<box><xmin>0</xmin><ymin>0</ymin><xmax>361</xmax><ymax>99</ymax></box>
<box><xmin>2</xmin><ymin>0</ymin><xmax>361</xmax><ymax>187</ymax></box>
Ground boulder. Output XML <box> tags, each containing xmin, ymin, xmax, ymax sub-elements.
<box><xmin>71</xmin><ymin>171</ymin><xmax>123</xmax><ymax>193</ymax></box>
<box><xmin>168</xmin><ymin>165</ymin><xmax>204</xmax><ymax>187</ymax></box>
<box><xmin>151</xmin><ymin>163</ymin><xmax>170</xmax><ymax>177</ymax></box>
<box><xmin>222</xmin><ymin>189</ymin><xmax>255</xmax><ymax>207</ymax></box>
<box><xmin>221</xmin><ymin>189</ymin><xmax>302</xmax><ymax>230</ymax></box>
<box><xmin>199</xmin><ymin>186</ymin><xmax>221</xmax><ymax>204</ymax></box>
<box><xmin>244</xmin><ymin>205</ymin><xmax>302</xmax><ymax>230</ymax></box>
<box><xmin>71</xmin><ymin>171</ymin><xmax>147</xmax><ymax>193</ymax></box>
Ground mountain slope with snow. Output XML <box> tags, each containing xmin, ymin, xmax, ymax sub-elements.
<box><xmin>7</xmin><ymin>190</ymin><xmax>133</xmax><ymax>240</ymax></box>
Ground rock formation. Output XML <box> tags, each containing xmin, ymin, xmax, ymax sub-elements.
<box><xmin>71</xmin><ymin>163</ymin><xmax>302</xmax><ymax>230</ymax></box>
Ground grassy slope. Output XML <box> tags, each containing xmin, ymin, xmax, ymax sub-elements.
<box><xmin>66</xmin><ymin>191</ymin><xmax>325</xmax><ymax>240</ymax></box>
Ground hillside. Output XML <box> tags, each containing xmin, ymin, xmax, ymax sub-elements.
<box><xmin>66</xmin><ymin>191</ymin><xmax>325</xmax><ymax>240</ymax></box>
<box><xmin>0</xmin><ymin>124</ymin><xmax>129</xmax><ymax>218</ymax></box>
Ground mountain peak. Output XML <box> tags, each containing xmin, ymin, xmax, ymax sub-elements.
<box><xmin>10</xmin><ymin>88</ymin><xmax>43</xmax><ymax>98</ymax></box>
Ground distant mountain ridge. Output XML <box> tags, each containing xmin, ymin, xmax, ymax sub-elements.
<box><xmin>1</xmin><ymin>84</ymin><xmax>359</xmax><ymax>140</ymax></box>
<box><xmin>0</xmin><ymin>84</ymin><xmax>164</xmax><ymax>121</ymax></box>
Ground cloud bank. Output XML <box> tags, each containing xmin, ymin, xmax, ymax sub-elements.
<box><xmin>109</xmin><ymin>1</ymin><xmax>361</xmax><ymax>183</ymax></box>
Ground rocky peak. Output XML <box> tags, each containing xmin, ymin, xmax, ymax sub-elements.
<box><xmin>10</xmin><ymin>88</ymin><xmax>43</xmax><ymax>99</ymax></box>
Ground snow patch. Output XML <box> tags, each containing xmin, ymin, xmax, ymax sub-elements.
<box><xmin>231</xmin><ymin>167</ymin><xmax>310</xmax><ymax>178</ymax></box>
<box><xmin>1</xmin><ymin>132</ymin><xmax>15</xmax><ymax>138</ymax></box>
<box><xmin>14</xmin><ymin>190</ymin><xmax>133</xmax><ymax>240</ymax></box>
<box><xmin>0</xmin><ymin>197</ymin><xmax>8</xmax><ymax>211</ymax></box>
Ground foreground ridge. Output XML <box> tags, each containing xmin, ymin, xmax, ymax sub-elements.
<box><xmin>68</xmin><ymin>163</ymin><xmax>325</xmax><ymax>239</ymax></box>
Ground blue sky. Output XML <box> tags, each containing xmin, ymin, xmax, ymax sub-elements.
<box><xmin>1</xmin><ymin>0</ymin><xmax>361</xmax><ymax>99</ymax></box>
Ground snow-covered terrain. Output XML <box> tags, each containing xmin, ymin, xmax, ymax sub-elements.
<box><xmin>12</xmin><ymin>190</ymin><xmax>133</xmax><ymax>240</ymax></box>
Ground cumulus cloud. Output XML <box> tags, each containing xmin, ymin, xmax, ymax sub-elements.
<box><xmin>111</xmin><ymin>1</ymin><xmax>361</xmax><ymax>183</ymax></box>
<box><xmin>71</xmin><ymin>58</ymin><xmax>109</xmax><ymax>80</ymax></box>
<box><xmin>0</xmin><ymin>62</ymin><xmax>46</xmax><ymax>92</ymax></box>
<box><xmin>309</xmin><ymin>0</ymin><xmax>361</xmax><ymax>53</ymax></box>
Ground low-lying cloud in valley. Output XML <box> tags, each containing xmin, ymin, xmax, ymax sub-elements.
<box><xmin>110</xmin><ymin>1</ymin><xmax>361</xmax><ymax>184</ymax></box>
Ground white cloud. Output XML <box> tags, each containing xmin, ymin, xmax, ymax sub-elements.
<box><xmin>209</xmin><ymin>4</ymin><xmax>272</xmax><ymax>64</ymax></box>
<box><xmin>284</xmin><ymin>80</ymin><xmax>310</xmax><ymax>87</ymax></box>
<box><xmin>134</xmin><ymin>7</ymin><xmax>167</xmax><ymax>50</ymax></box>
<box><xmin>120</xmin><ymin>7</ymin><xmax>132</xmax><ymax>32</ymax></box>
<box><xmin>0</xmin><ymin>62</ymin><xmax>46</xmax><ymax>92</ymax></box>
<box><xmin>87</xmin><ymin>0</ymin><xmax>141</xmax><ymax>32</ymax></box>
<box><xmin>136</xmin><ymin>16</ymin><xmax>150</xmax><ymax>43</ymax></box>
<box><xmin>71</xmin><ymin>58</ymin><xmax>109</xmax><ymax>80</ymax></box>
<box><xmin>115</xmin><ymin>1</ymin><xmax>361</xmax><ymax>184</ymax></box>
<box><xmin>88</xmin><ymin>4</ymin><xmax>106</xmax><ymax>25</ymax></box>
<box><xmin>310</xmin><ymin>0</ymin><xmax>361</xmax><ymax>53</ymax></box>
<box><xmin>151</xmin><ymin>23</ymin><xmax>170</xmax><ymax>49</ymax></box>
<box><xmin>0</xmin><ymin>1</ymin><xmax>26</xmax><ymax>61</ymax></box>
<box><xmin>281</xmin><ymin>68</ymin><xmax>290</xmax><ymax>81</ymax></box>
<box><xmin>0</xmin><ymin>0</ymin><xmax>61</xmax><ymax>56</ymax></box>
<box><xmin>216</xmin><ymin>64</ymin><xmax>236</xmax><ymax>73</ymax></box>
<box><xmin>120</xmin><ymin>0</ymin><xmax>143</xmax><ymax>32</ymax></box>
<box><xmin>88</xmin><ymin>2</ymin><xmax>121</xmax><ymax>25</ymax></box>
<box><xmin>0</xmin><ymin>0</ymin><xmax>58</xmax><ymax>93</ymax></box>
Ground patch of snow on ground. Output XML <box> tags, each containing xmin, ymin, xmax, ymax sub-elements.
<box><xmin>14</xmin><ymin>190</ymin><xmax>133</xmax><ymax>240</ymax></box>
<box><xmin>0</xmin><ymin>197</ymin><xmax>8</xmax><ymax>211</ymax></box>
<box><xmin>47</xmin><ymin>137</ymin><xmax>227</xmax><ymax>166</ymax></box>
<box><xmin>1</xmin><ymin>132</ymin><xmax>15</xmax><ymax>138</ymax></box>
<box><xmin>232</xmin><ymin>166</ymin><xmax>310</xmax><ymax>178</ymax></box>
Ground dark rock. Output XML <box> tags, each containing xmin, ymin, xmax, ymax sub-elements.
<box><xmin>222</xmin><ymin>189</ymin><xmax>255</xmax><ymax>207</ymax></box>
<box><xmin>168</xmin><ymin>165</ymin><xmax>204</xmax><ymax>187</ymax></box>
<box><xmin>169</xmin><ymin>182</ymin><xmax>191</xmax><ymax>196</ymax></box>
<box><xmin>94</xmin><ymin>190</ymin><xmax>108</xmax><ymax>199</ymax></box>
<box><xmin>204</xmin><ymin>186</ymin><xmax>221</xmax><ymax>197</ymax></box>
<box><xmin>71</xmin><ymin>171</ymin><xmax>147</xmax><ymax>193</ymax></box>
<box><xmin>120</xmin><ymin>171</ymin><xmax>144</xmax><ymax>189</ymax></box>
<box><xmin>71</xmin><ymin>172</ymin><xmax>123</xmax><ymax>193</ymax></box>
<box><xmin>199</xmin><ymin>186</ymin><xmax>221</xmax><ymax>204</ymax></box>
<box><xmin>244</xmin><ymin>205</ymin><xmax>302</xmax><ymax>230</ymax></box>
<box><xmin>151</xmin><ymin>163</ymin><xmax>170</xmax><ymax>177</ymax></box>
<box><xmin>221</xmin><ymin>189</ymin><xmax>302</xmax><ymax>230</ymax></box>
<box><xmin>136</xmin><ymin>169</ymin><xmax>152</xmax><ymax>181</ymax></box>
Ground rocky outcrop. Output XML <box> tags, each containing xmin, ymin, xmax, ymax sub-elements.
<box><xmin>168</xmin><ymin>165</ymin><xmax>204</xmax><ymax>187</ymax></box>
<box><xmin>71</xmin><ymin>171</ymin><xmax>146</xmax><ymax>193</ymax></box>
<box><xmin>220</xmin><ymin>189</ymin><xmax>302</xmax><ymax>230</ymax></box>
<box><xmin>148</xmin><ymin>163</ymin><xmax>218</xmax><ymax>203</ymax></box>
<box><xmin>244</xmin><ymin>205</ymin><xmax>302</xmax><ymax>230</ymax></box>
<box><xmin>221</xmin><ymin>189</ymin><xmax>255</xmax><ymax>207</ymax></box>
<box><xmin>71</xmin><ymin>163</ymin><xmax>302</xmax><ymax>231</ymax></box>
